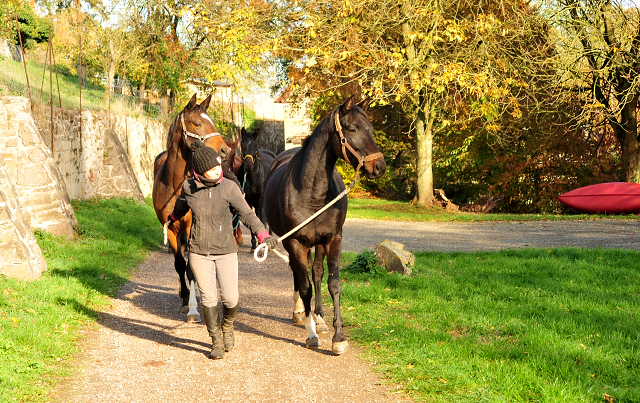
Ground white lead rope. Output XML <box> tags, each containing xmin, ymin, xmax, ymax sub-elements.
<box><xmin>253</xmin><ymin>179</ymin><xmax>358</xmax><ymax>263</ymax></box>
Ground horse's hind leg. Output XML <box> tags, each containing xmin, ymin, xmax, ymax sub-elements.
<box><xmin>312</xmin><ymin>245</ymin><xmax>329</xmax><ymax>334</ymax></box>
<box><xmin>285</xmin><ymin>239</ymin><xmax>319</xmax><ymax>349</ymax></box>
<box><xmin>325</xmin><ymin>235</ymin><xmax>348</xmax><ymax>355</ymax></box>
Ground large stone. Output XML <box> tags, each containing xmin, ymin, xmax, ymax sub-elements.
<box><xmin>375</xmin><ymin>240</ymin><xmax>414</xmax><ymax>276</ymax></box>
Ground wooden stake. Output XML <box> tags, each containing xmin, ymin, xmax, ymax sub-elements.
<box><xmin>14</xmin><ymin>13</ymin><xmax>32</xmax><ymax>108</ymax></box>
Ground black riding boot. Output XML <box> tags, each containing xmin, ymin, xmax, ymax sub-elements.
<box><xmin>222</xmin><ymin>304</ymin><xmax>238</xmax><ymax>352</ymax></box>
<box><xmin>202</xmin><ymin>305</ymin><xmax>224</xmax><ymax>359</ymax></box>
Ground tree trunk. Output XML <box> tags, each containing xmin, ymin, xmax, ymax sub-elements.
<box><xmin>416</xmin><ymin>100</ymin><xmax>435</xmax><ymax>206</ymax></box>
<box><xmin>618</xmin><ymin>96</ymin><xmax>640</xmax><ymax>182</ymax></box>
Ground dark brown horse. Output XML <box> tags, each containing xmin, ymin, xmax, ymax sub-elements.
<box><xmin>239</xmin><ymin>127</ymin><xmax>276</xmax><ymax>251</ymax></box>
<box><xmin>262</xmin><ymin>96</ymin><xmax>386</xmax><ymax>354</ymax></box>
<box><xmin>152</xmin><ymin>93</ymin><xmax>229</xmax><ymax>322</ymax></box>
<box><xmin>225</xmin><ymin>138</ymin><xmax>244</xmax><ymax>246</ymax></box>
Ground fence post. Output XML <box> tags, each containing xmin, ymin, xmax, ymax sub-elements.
<box><xmin>14</xmin><ymin>13</ymin><xmax>32</xmax><ymax>108</ymax></box>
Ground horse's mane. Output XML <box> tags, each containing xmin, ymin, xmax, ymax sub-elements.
<box><xmin>166</xmin><ymin>112</ymin><xmax>183</xmax><ymax>151</ymax></box>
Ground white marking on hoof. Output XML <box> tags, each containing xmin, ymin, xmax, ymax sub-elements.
<box><xmin>187</xmin><ymin>313</ymin><xmax>201</xmax><ymax>323</ymax></box>
<box><xmin>305</xmin><ymin>314</ymin><xmax>319</xmax><ymax>341</ymax></box>
<box><xmin>332</xmin><ymin>340</ymin><xmax>349</xmax><ymax>355</ymax></box>
<box><xmin>186</xmin><ymin>280</ymin><xmax>200</xmax><ymax>323</ymax></box>
<box><xmin>313</xmin><ymin>314</ymin><xmax>330</xmax><ymax>334</ymax></box>
<box><xmin>292</xmin><ymin>311</ymin><xmax>306</xmax><ymax>324</ymax></box>
<box><xmin>306</xmin><ymin>337</ymin><xmax>319</xmax><ymax>349</ymax></box>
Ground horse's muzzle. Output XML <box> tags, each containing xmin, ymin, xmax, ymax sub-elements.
<box><xmin>365</xmin><ymin>157</ymin><xmax>386</xmax><ymax>179</ymax></box>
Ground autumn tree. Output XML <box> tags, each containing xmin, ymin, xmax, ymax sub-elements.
<box><xmin>196</xmin><ymin>0</ymin><xmax>554</xmax><ymax>205</ymax></box>
<box><xmin>548</xmin><ymin>0</ymin><xmax>640</xmax><ymax>182</ymax></box>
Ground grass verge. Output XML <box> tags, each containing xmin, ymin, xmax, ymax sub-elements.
<box><xmin>339</xmin><ymin>248</ymin><xmax>640</xmax><ymax>402</ymax></box>
<box><xmin>346</xmin><ymin>198</ymin><xmax>639</xmax><ymax>221</ymax></box>
<box><xmin>0</xmin><ymin>197</ymin><xmax>161</xmax><ymax>402</ymax></box>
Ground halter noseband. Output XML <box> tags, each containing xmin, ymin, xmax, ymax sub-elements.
<box><xmin>333</xmin><ymin>108</ymin><xmax>384</xmax><ymax>180</ymax></box>
<box><xmin>243</xmin><ymin>153</ymin><xmax>259</xmax><ymax>163</ymax></box>
<box><xmin>181</xmin><ymin>113</ymin><xmax>221</xmax><ymax>143</ymax></box>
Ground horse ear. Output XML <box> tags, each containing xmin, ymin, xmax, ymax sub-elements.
<box><xmin>241</xmin><ymin>127</ymin><xmax>247</xmax><ymax>137</ymax></box>
<box><xmin>357</xmin><ymin>98</ymin><xmax>371</xmax><ymax>112</ymax></box>
<box><xmin>253</xmin><ymin>128</ymin><xmax>260</xmax><ymax>138</ymax></box>
<box><xmin>341</xmin><ymin>95</ymin><xmax>356</xmax><ymax>113</ymax></box>
<box><xmin>201</xmin><ymin>94</ymin><xmax>212</xmax><ymax>111</ymax></box>
<box><xmin>187</xmin><ymin>93</ymin><xmax>198</xmax><ymax>109</ymax></box>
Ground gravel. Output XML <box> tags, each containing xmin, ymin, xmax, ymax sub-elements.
<box><xmin>52</xmin><ymin>218</ymin><xmax>640</xmax><ymax>402</ymax></box>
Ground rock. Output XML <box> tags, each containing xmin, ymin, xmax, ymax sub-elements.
<box><xmin>374</xmin><ymin>240</ymin><xmax>414</xmax><ymax>275</ymax></box>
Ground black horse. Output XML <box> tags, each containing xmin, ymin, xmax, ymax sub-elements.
<box><xmin>239</xmin><ymin>127</ymin><xmax>276</xmax><ymax>251</ymax></box>
<box><xmin>262</xmin><ymin>96</ymin><xmax>386</xmax><ymax>355</ymax></box>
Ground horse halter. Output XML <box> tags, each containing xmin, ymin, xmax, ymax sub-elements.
<box><xmin>180</xmin><ymin>113</ymin><xmax>221</xmax><ymax>144</ymax></box>
<box><xmin>333</xmin><ymin>109</ymin><xmax>384</xmax><ymax>180</ymax></box>
<box><xmin>243</xmin><ymin>153</ymin><xmax>259</xmax><ymax>163</ymax></box>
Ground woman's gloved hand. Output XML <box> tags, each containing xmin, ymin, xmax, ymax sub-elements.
<box><xmin>264</xmin><ymin>235</ymin><xmax>279</xmax><ymax>250</ymax></box>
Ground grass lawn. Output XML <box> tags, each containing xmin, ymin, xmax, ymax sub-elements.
<box><xmin>339</xmin><ymin>248</ymin><xmax>640</xmax><ymax>402</ymax></box>
<box><xmin>346</xmin><ymin>198</ymin><xmax>639</xmax><ymax>222</ymax></box>
<box><xmin>0</xmin><ymin>197</ymin><xmax>161</xmax><ymax>402</ymax></box>
<box><xmin>0</xmin><ymin>57</ymin><xmax>108</xmax><ymax>111</ymax></box>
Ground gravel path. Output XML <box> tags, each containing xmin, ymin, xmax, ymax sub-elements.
<box><xmin>52</xmin><ymin>218</ymin><xmax>640</xmax><ymax>402</ymax></box>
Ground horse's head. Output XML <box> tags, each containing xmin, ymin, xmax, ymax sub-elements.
<box><xmin>180</xmin><ymin>93</ymin><xmax>229</xmax><ymax>159</ymax></box>
<box><xmin>332</xmin><ymin>96</ymin><xmax>386</xmax><ymax>180</ymax></box>
<box><xmin>240</xmin><ymin>127</ymin><xmax>260</xmax><ymax>171</ymax></box>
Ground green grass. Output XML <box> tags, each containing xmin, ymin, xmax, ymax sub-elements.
<box><xmin>0</xmin><ymin>197</ymin><xmax>162</xmax><ymax>402</ymax></box>
<box><xmin>0</xmin><ymin>56</ymin><xmax>109</xmax><ymax>111</ymax></box>
<box><xmin>346</xmin><ymin>198</ymin><xmax>639</xmax><ymax>221</ymax></box>
<box><xmin>338</xmin><ymin>248</ymin><xmax>640</xmax><ymax>402</ymax></box>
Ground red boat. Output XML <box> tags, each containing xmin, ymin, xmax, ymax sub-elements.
<box><xmin>558</xmin><ymin>182</ymin><xmax>640</xmax><ymax>214</ymax></box>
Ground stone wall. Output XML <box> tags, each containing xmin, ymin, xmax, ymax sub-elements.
<box><xmin>0</xmin><ymin>96</ymin><xmax>76</xmax><ymax>279</ymax></box>
<box><xmin>33</xmin><ymin>104</ymin><xmax>167</xmax><ymax>199</ymax></box>
<box><xmin>0</xmin><ymin>96</ymin><xmax>168</xmax><ymax>279</ymax></box>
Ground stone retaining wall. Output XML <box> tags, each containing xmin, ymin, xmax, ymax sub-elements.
<box><xmin>0</xmin><ymin>96</ymin><xmax>168</xmax><ymax>279</ymax></box>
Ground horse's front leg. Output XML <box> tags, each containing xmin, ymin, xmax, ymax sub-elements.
<box><xmin>325</xmin><ymin>235</ymin><xmax>348</xmax><ymax>355</ymax></box>
<box><xmin>184</xmin><ymin>258</ymin><xmax>201</xmax><ymax>323</ymax></box>
<box><xmin>285</xmin><ymin>240</ymin><xmax>318</xmax><ymax>349</ymax></box>
<box><xmin>312</xmin><ymin>245</ymin><xmax>329</xmax><ymax>334</ymax></box>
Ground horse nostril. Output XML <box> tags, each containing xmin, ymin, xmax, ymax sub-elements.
<box><xmin>375</xmin><ymin>160</ymin><xmax>386</xmax><ymax>177</ymax></box>
<box><xmin>219</xmin><ymin>146</ymin><xmax>229</xmax><ymax>158</ymax></box>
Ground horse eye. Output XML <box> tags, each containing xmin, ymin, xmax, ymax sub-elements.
<box><xmin>194</xmin><ymin>122</ymin><xmax>201</xmax><ymax>127</ymax></box>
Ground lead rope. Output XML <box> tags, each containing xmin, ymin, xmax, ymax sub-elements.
<box><xmin>254</xmin><ymin>109</ymin><xmax>376</xmax><ymax>263</ymax></box>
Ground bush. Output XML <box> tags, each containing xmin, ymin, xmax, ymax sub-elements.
<box><xmin>344</xmin><ymin>249</ymin><xmax>384</xmax><ymax>275</ymax></box>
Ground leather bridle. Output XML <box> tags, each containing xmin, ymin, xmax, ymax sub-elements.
<box><xmin>181</xmin><ymin>113</ymin><xmax>221</xmax><ymax>144</ymax></box>
<box><xmin>333</xmin><ymin>109</ymin><xmax>383</xmax><ymax>180</ymax></box>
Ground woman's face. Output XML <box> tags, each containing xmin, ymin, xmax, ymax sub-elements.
<box><xmin>203</xmin><ymin>165</ymin><xmax>222</xmax><ymax>181</ymax></box>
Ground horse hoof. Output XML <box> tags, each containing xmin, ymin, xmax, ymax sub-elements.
<box><xmin>187</xmin><ymin>313</ymin><xmax>201</xmax><ymax>323</ymax></box>
<box><xmin>181</xmin><ymin>305</ymin><xmax>189</xmax><ymax>313</ymax></box>
<box><xmin>316</xmin><ymin>323</ymin><xmax>330</xmax><ymax>334</ymax></box>
<box><xmin>332</xmin><ymin>340</ymin><xmax>349</xmax><ymax>355</ymax></box>
<box><xmin>306</xmin><ymin>337</ymin><xmax>319</xmax><ymax>349</ymax></box>
<box><xmin>292</xmin><ymin>312</ymin><xmax>306</xmax><ymax>324</ymax></box>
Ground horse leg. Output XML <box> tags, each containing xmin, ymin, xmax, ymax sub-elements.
<box><xmin>174</xmin><ymin>252</ymin><xmax>190</xmax><ymax>313</ymax></box>
<box><xmin>184</xmin><ymin>259</ymin><xmax>201</xmax><ymax>323</ymax></box>
<box><xmin>291</xmin><ymin>272</ymin><xmax>305</xmax><ymax>324</ymax></box>
<box><xmin>325</xmin><ymin>236</ymin><xmax>348</xmax><ymax>355</ymax></box>
<box><xmin>285</xmin><ymin>239</ymin><xmax>318</xmax><ymax>349</ymax></box>
<box><xmin>312</xmin><ymin>245</ymin><xmax>329</xmax><ymax>334</ymax></box>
